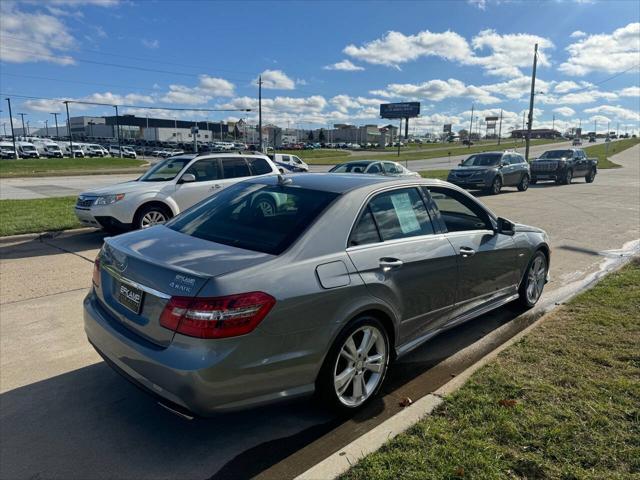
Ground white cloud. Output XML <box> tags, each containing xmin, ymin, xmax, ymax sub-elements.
<box><xmin>468</xmin><ymin>29</ymin><xmax>554</xmax><ymax>77</ymax></box>
<box><xmin>198</xmin><ymin>76</ymin><xmax>235</xmax><ymax>97</ymax></box>
<box><xmin>554</xmin><ymin>81</ymin><xmax>581</xmax><ymax>93</ymax></box>
<box><xmin>468</xmin><ymin>0</ymin><xmax>487</xmax><ymax>9</ymax></box>
<box><xmin>23</xmin><ymin>91</ymin><xmax>154</xmax><ymax>112</ymax></box>
<box><xmin>342</xmin><ymin>27</ymin><xmax>553</xmax><ymax>78</ymax></box>
<box><xmin>373</xmin><ymin>78</ymin><xmax>500</xmax><ymax>104</ymax></box>
<box><xmin>158</xmin><ymin>76</ymin><xmax>235</xmax><ymax>105</ymax></box>
<box><xmin>553</xmin><ymin>107</ymin><xmax>576</xmax><ymax>117</ymax></box>
<box><xmin>323</xmin><ymin>59</ymin><xmax>365</xmax><ymax>71</ymax></box>
<box><xmin>588</xmin><ymin>114</ymin><xmax>611</xmax><ymax>124</ymax></box>
<box><xmin>584</xmin><ymin>105</ymin><xmax>640</xmax><ymax>121</ymax></box>
<box><xmin>141</xmin><ymin>38</ymin><xmax>159</xmax><ymax>49</ymax></box>
<box><xmin>559</xmin><ymin>22</ymin><xmax>640</xmax><ymax>76</ymax></box>
<box><xmin>0</xmin><ymin>4</ymin><xmax>75</xmax><ymax>64</ymax></box>
<box><xmin>570</xmin><ymin>30</ymin><xmax>587</xmax><ymax>38</ymax></box>
<box><xmin>257</xmin><ymin>70</ymin><xmax>296</xmax><ymax>90</ymax></box>
<box><xmin>480</xmin><ymin>76</ymin><xmax>552</xmax><ymax>100</ymax></box>
<box><xmin>343</xmin><ymin>30</ymin><xmax>472</xmax><ymax>69</ymax></box>
<box><xmin>619</xmin><ymin>86</ymin><xmax>640</xmax><ymax>97</ymax></box>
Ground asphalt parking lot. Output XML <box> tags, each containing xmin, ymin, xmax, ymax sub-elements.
<box><xmin>0</xmin><ymin>145</ymin><xmax>638</xmax><ymax>479</ymax></box>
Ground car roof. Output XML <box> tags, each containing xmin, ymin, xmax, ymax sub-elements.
<box><xmin>243</xmin><ymin>172</ymin><xmax>449</xmax><ymax>194</ymax></box>
<box><xmin>337</xmin><ymin>159</ymin><xmax>399</xmax><ymax>166</ymax></box>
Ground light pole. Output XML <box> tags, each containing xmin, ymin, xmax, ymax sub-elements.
<box><xmin>64</xmin><ymin>101</ymin><xmax>74</xmax><ymax>157</ymax></box>
<box><xmin>51</xmin><ymin>112</ymin><xmax>60</xmax><ymax>139</ymax></box>
<box><xmin>6</xmin><ymin>98</ymin><xmax>18</xmax><ymax>158</ymax></box>
<box><xmin>45</xmin><ymin>119</ymin><xmax>49</xmax><ymax>137</ymax></box>
<box><xmin>18</xmin><ymin>112</ymin><xmax>27</xmax><ymax>139</ymax></box>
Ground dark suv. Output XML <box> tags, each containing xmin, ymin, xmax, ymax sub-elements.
<box><xmin>530</xmin><ymin>149</ymin><xmax>597</xmax><ymax>185</ymax></box>
<box><xmin>447</xmin><ymin>151</ymin><xmax>530</xmax><ymax>194</ymax></box>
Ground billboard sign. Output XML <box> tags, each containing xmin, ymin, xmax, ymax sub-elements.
<box><xmin>485</xmin><ymin>116</ymin><xmax>499</xmax><ymax>122</ymax></box>
<box><xmin>380</xmin><ymin>102</ymin><xmax>420</xmax><ymax>119</ymax></box>
<box><xmin>443</xmin><ymin>124</ymin><xmax>452</xmax><ymax>133</ymax></box>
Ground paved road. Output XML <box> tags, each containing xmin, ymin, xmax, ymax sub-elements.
<box><xmin>0</xmin><ymin>140</ymin><xmax>580</xmax><ymax>199</ymax></box>
<box><xmin>0</xmin><ymin>145</ymin><xmax>638</xmax><ymax>479</ymax></box>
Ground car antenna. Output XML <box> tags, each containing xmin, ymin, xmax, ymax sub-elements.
<box><xmin>277</xmin><ymin>174</ymin><xmax>292</xmax><ymax>185</ymax></box>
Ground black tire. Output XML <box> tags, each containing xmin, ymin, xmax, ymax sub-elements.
<box><xmin>316</xmin><ymin>316</ymin><xmax>390</xmax><ymax>413</ymax></box>
<box><xmin>487</xmin><ymin>176</ymin><xmax>502</xmax><ymax>195</ymax></box>
<box><xmin>517</xmin><ymin>174</ymin><xmax>530</xmax><ymax>191</ymax></box>
<box><xmin>585</xmin><ymin>168</ymin><xmax>596</xmax><ymax>183</ymax></box>
<box><xmin>133</xmin><ymin>204</ymin><xmax>172</xmax><ymax>230</ymax></box>
<box><xmin>563</xmin><ymin>169</ymin><xmax>573</xmax><ymax>185</ymax></box>
<box><xmin>517</xmin><ymin>250</ymin><xmax>548</xmax><ymax>309</ymax></box>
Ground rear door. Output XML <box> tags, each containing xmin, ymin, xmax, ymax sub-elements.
<box><xmin>171</xmin><ymin>158</ymin><xmax>222</xmax><ymax>210</ymax></box>
<box><xmin>501</xmin><ymin>154</ymin><xmax>519</xmax><ymax>186</ymax></box>
<box><xmin>346</xmin><ymin>187</ymin><xmax>458</xmax><ymax>346</ymax></box>
<box><xmin>425</xmin><ymin>186</ymin><xmax>519</xmax><ymax>321</ymax></box>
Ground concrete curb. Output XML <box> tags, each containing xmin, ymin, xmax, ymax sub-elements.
<box><xmin>0</xmin><ymin>227</ymin><xmax>97</xmax><ymax>244</ymax></box>
<box><xmin>295</xmin><ymin>249</ymin><xmax>639</xmax><ymax>480</ymax></box>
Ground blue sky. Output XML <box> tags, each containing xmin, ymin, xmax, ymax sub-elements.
<box><xmin>1</xmin><ymin>0</ymin><xmax>639</xmax><ymax>135</ymax></box>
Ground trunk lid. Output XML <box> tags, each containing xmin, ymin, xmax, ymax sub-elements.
<box><xmin>96</xmin><ymin>226</ymin><xmax>274</xmax><ymax>347</ymax></box>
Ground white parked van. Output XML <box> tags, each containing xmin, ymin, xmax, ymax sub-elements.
<box><xmin>64</xmin><ymin>144</ymin><xmax>86</xmax><ymax>158</ymax></box>
<box><xmin>33</xmin><ymin>139</ymin><xmax>64</xmax><ymax>158</ymax></box>
<box><xmin>269</xmin><ymin>153</ymin><xmax>309</xmax><ymax>172</ymax></box>
<box><xmin>0</xmin><ymin>141</ymin><xmax>18</xmax><ymax>159</ymax></box>
<box><xmin>16</xmin><ymin>141</ymin><xmax>40</xmax><ymax>158</ymax></box>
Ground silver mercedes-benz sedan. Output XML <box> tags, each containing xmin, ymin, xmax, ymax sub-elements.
<box><xmin>84</xmin><ymin>173</ymin><xmax>550</xmax><ymax>416</ymax></box>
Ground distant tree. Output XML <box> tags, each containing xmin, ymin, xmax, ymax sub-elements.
<box><xmin>458</xmin><ymin>129</ymin><xmax>469</xmax><ymax>138</ymax></box>
<box><xmin>308</xmin><ymin>130</ymin><xmax>314</xmax><ymax>142</ymax></box>
<box><xmin>319</xmin><ymin>128</ymin><xmax>326</xmax><ymax>142</ymax></box>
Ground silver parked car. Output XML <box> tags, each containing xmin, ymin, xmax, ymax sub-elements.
<box><xmin>329</xmin><ymin>160</ymin><xmax>420</xmax><ymax>177</ymax></box>
<box><xmin>85</xmin><ymin>174</ymin><xmax>550</xmax><ymax>416</ymax></box>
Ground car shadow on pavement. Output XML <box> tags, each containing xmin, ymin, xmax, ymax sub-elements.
<box><xmin>0</xmin><ymin>303</ymin><xmax>530</xmax><ymax>480</ymax></box>
<box><xmin>0</xmin><ymin>230</ymin><xmax>109</xmax><ymax>261</ymax></box>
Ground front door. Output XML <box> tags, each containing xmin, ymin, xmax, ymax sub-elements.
<box><xmin>171</xmin><ymin>158</ymin><xmax>222</xmax><ymax>210</ymax></box>
<box><xmin>425</xmin><ymin>186</ymin><xmax>519</xmax><ymax>320</ymax></box>
<box><xmin>346</xmin><ymin>187</ymin><xmax>458</xmax><ymax>346</ymax></box>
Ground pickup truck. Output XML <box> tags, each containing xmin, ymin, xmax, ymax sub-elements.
<box><xmin>530</xmin><ymin>148</ymin><xmax>597</xmax><ymax>185</ymax></box>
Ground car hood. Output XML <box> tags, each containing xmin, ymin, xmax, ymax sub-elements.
<box><xmin>79</xmin><ymin>180</ymin><xmax>164</xmax><ymax>196</ymax></box>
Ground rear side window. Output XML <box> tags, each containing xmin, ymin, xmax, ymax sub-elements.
<box><xmin>168</xmin><ymin>183</ymin><xmax>339</xmax><ymax>255</ymax></box>
<box><xmin>222</xmin><ymin>158</ymin><xmax>251</xmax><ymax>179</ymax></box>
<box><xmin>366</xmin><ymin>188</ymin><xmax>434</xmax><ymax>241</ymax></box>
<box><xmin>185</xmin><ymin>158</ymin><xmax>220</xmax><ymax>181</ymax></box>
<box><xmin>246</xmin><ymin>158</ymin><xmax>273</xmax><ymax>175</ymax></box>
<box><xmin>350</xmin><ymin>208</ymin><xmax>380</xmax><ymax>246</ymax></box>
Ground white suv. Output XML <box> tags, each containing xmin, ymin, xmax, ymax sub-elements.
<box><xmin>75</xmin><ymin>153</ymin><xmax>280</xmax><ymax>231</ymax></box>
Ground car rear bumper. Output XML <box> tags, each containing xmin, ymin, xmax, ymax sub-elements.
<box><xmin>83</xmin><ymin>292</ymin><xmax>317</xmax><ymax>415</ymax></box>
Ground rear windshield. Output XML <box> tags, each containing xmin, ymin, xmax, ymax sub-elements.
<box><xmin>167</xmin><ymin>183</ymin><xmax>339</xmax><ymax>255</ymax></box>
<box><xmin>539</xmin><ymin>150</ymin><xmax>572</xmax><ymax>159</ymax></box>
<box><xmin>461</xmin><ymin>153</ymin><xmax>502</xmax><ymax>166</ymax></box>
<box><xmin>330</xmin><ymin>163</ymin><xmax>371</xmax><ymax>173</ymax></box>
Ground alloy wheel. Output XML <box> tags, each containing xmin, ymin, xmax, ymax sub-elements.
<box><xmin>526</xmin><ymin>254</ymin><xmax>547</xmax><ymax>304</ymax></box>
<box><xmin>492</xmin><ymin>177</ymin><xmax>502</xmax><ymax>194</ymax></box>
<box><xmin>140</xmin><ymin>210</ymin><xmax>167</xmax><ymax>228</ymax></box>
<box><xmin>333</xmin><ymin>325</ymin><xmax>388</xmax><ymax>408</ymax></box>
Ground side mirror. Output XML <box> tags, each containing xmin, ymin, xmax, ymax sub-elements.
<box><xmin>179</xmin><ymin>173</ymin><xmax>196</xmax><ymax>183</ymax></box>
<box><xmin>496</xmin><ymin>217</ymin><xmax>515</xmax><ymax>236</ymax></box>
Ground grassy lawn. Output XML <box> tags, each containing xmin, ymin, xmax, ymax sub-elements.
<box><xmin>583</xmin><ymin>138</ymin><xmax>640</xmax><ymax>169</ymax></box>
<box><xmin>0</xmin><ymin>196</ymin><xmax>81</xmax><ymax>236</ymax></box>
<box><xmin>0</xmin><ymin>156</ymin><xmax>147</xmax><ymax>178</ymax></box>
<box><xmin>419</xmin><ymin>169</ymin><xmax>450</xmax><ymax>180</ymax></box>
<box><xmin>343</xmin><ymin>259</ymin><xmax>640</xmax><ymax>480</ymax></box>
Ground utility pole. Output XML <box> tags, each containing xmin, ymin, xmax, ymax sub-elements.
<box><xmin>18</xmin><ymin>112</ymin><xmax>27</xmax><ymax>139</ymax></box>
<box><xmin>468</xmin><ymin>104</ymin><xmax>474</xmax><ymax>148</ymax></box>
<box><xmin>258</xmin><ymin>75</ymin><xmax>263</xmax><ymax>152</ymax></box>
<box><xmin>552</xmin><ymin>114</ymin><xmax>555</xmax><ymax>136</ymax></box>
<box><xmin>51</xmin><ymin>112</ymin><xmax>60</xmax><ymax>139</ymax></box>
<box><xmin>45</xmin><ymin>119</ymin><xmax>49</xmax><ymax>137</ymax></box>
<box><xmin>594</xmin><ymin>119</ymin><xmax>597</xmax><ymax>136</ymax></box>
<box><xmin>114</xmin><ymin>105</ymin><xmax>122</xmax><ymax>157</ymax></box>
<box><xmin>397</xmin><ymin>118</ymin><xmax>402</xmax><ymax>159</ymax></box>
<box><xmin>6</xmin><ymin>98</ymin><xmax>18</xmax><ymax>158</ymax></box>
<box><xmin>64</xmin><ymin>101</ymin><xmax>74</xmax><ymax>157</ymax></box>
<box><xmin>525</xmin><ymin>43</ymin><xmax>538</xmax><ymax>161</ymax></box>
<box><xmin>497</xmin><ymin>109</ymin><xmax>503</xmax><ymax>146</ymax></box>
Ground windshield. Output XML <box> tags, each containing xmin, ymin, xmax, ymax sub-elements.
<box><xmin>22</xmin><ymin>145</ymin><xmax>36</xmax><ymax>151</ymax></box>
<box><xmin>539</xmin><ymin>150</ymin><xmax>572</xmax><ymax>159</ymax></box>
<box><xmin>461</xmin><ymin>153</ymin><xmax>502</xmax><ymax>166</ymax></box>
<box><xmin>330</xmin><ymin>163</ymin><xmax>371</xmax><ymax>173</ymax></box>
<box><xmin>168</xmin><ymin>183</ymin><xmax>339</xmax><ymax>255</ymax></box>
<box><xmin>139</xmin><ymin>156</ymin><xmax>192</xmax><ymax>182</ymax></box>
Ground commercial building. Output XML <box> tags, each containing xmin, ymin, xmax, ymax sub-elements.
<box><xmin>510</xmin><ymin>128</ymin><xmax>561</xmax><ymax>139</ymax></box>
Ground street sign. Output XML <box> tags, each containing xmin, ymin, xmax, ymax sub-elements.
<box><xmin>380</xmin><ymin>102</ymin><xmax>420</xmax><ymax>119</ymax></box>
<box><xmin>443</xmin><ymin>124</ymin><xmax>452</xmax><ymax>133</ymax></box>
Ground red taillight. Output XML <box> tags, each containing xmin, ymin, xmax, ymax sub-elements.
<box><xmin>159</xmin><ymin>292</ymin><xmax>276</xmax><ymax>339</ymax></box>
<box><xmin>92</xmin><ymin>257</ymin><xmax>100</xmax><ymax>287</ymax></box>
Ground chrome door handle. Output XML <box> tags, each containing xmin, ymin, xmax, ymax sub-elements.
<box><xmin>459</xmin><ymin>247</ymin><xmax>476</xmax><ymax>257</ymax></box>
<box><xmin>211</xmin><ymin>184</ymin><xmax>221</xmax><ymax>190</ymax></box>
<box><xmin>379</xmin><ymin>258</ymin><xmax>403</xmax><ymax>271</ymax></box>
